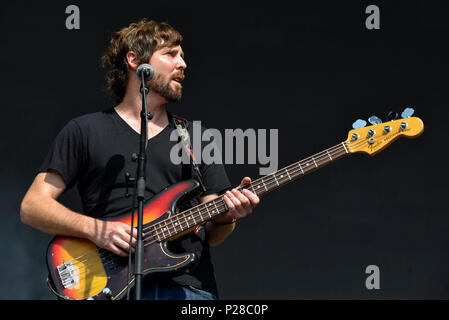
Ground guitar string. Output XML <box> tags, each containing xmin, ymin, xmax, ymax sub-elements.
<box><xmin>63</xmin><ymin>141</ymin><xmax>351</xmax><ymax>267</ymax></box>
<box><xmin>58</xmin><ymin>139</ymin><xmax>358</xmax><ymax>285</ymax></box>
<box><xmin>57</xmin><ymin>140</ymin><xmax>354</xmax><ymax>278</ymax></box>
<box><xmin>52</xmin><ymin>129</ymin><xmax>407</xmax><ymax>295</ymax></box>
<box><xmin>57</xmin><ymin>142</ymin><xmax>354</xmax><ymax>284</ymax></box>
<box><xmin>56</xmin><ymin>125</ymin><xmax>403</xmax><ymax>273</ymax></box>
<box><xmin>59</xmin><ymin>148</ymin><xmax>350</xmax><ymax>289</ymax></box>
<box><xmin>146</xmin><ymin>141</ymin><xmax>359</xmax><ymax>240</ymax></box>
<box><xmin>149</xmin><ymin>142</ymin><xmax>350</xmax><ymax>233</ymax></box>
<box><xmin>147</xmin><ymin>141</ymin><xmax>355</xmax><ymax>237</ymax></box>
<box><xmin>61</xmin><ymin>135</ymin><xmax>383</xmax><ymax>291</ymax></box>
<box><xmin>60</xmin><ymin>134</ymin><xmax>385</xmax><ymax>287</ymax></box>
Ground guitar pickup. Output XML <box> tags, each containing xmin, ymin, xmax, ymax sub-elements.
<box><xmin>57</xmin><ymin>261</ymin><xmax>79</xmax><ymax>289</ymax></box>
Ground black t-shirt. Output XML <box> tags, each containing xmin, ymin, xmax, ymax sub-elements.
<box><xmin>38</xmin><ymin>108</ymin><xmax>231</xmax><ymax>297</ymax></box>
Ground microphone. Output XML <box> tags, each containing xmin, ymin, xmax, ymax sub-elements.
<box><xmin>136</xmin><ymin>64</ymin><xmax>154</xmax><ymax>81</ymax></box>
<box><xmin>136</xmin><ymin>64</ymin><xmax>154</xmax><ymax>120</ymax></box>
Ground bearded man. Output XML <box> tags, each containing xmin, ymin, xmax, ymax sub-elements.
<box><xmin>20</xmin><ymin>19</ymin><xmax>259</xmax><ymax>300</ymax></box>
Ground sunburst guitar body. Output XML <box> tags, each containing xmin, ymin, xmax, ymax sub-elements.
<box><xmin>47</xmin><ymin>180</ymin><xmax>201</xmax><ymax>300</ymax></box>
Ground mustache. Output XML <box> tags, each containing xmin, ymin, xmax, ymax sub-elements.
<box><xmin>171</xmin><ymin>72</ymin><xmax>185</xmax><ymax>81</ymax></box>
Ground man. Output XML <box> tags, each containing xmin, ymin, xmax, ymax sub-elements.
<box><xmin>20</xmin><ymin>19</ymin><xmax>259</xmax><ymax>300</ymax></box>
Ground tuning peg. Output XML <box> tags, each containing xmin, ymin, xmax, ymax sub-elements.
<box><xmin>368</xmin><ymin>115</ymin><xmax>382</xmax><ymax>125</ymax></box>
<box><xmin>386</xmin><ymin>111</ymin><xmax>398</xmax><ymax>122</ymax></box>
<box><xmin>383</xmin><ymin>125</ymin><xmax>392</xmax><ymax>134</ymax></box>
<box><xmin>401</xmin><ymin>107</ymin><xmax>414</xmax><ymax>118</ymax></box>
<box><xmin>352</xmin><ymin>119</ymin><xmax>367</xmax><ymax>129</ymax></box>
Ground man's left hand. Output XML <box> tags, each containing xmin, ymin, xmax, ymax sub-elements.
<box><xmin>215</xmin><ymin>177</ymin><xmax>260</xmax><ymax>224</ymax></box>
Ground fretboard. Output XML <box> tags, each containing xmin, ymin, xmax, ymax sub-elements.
<box><xmin>151</xmin><ymin>142</ymin><xmax>349</xmax><ymax>241</ymax></box>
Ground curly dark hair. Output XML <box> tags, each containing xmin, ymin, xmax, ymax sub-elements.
<box><xmin>101</xmin><ymin>19</ymin><xmax>183</xmax><ymax>103</ymax></box>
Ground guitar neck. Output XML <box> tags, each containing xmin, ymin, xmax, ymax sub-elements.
<box><xmin>152</xmin><ymin>142</ymin><xmax>350</xmax><ymax>241</ymax></box>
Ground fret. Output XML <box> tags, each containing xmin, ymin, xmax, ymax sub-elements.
<box><xmin>254</xmin><ymin>183</ymin><xmax>263</xmax><ymax>195</ymax></box>
<box><xmin>221</xmin><ymin>196</ymin><xmax>229</xmax><ymax>212</ymax></box>
<box><xmin>262</xmin><ymin>179</ymin><xmax>268</xmax><ymax>191</ymax></box>
<box><xmin>173</xmin><ymin>216</ymin><xmax>181</xmax><ymax>233</ymax></box>
<box><xmin>273</xmin><ymin>174</ymin><xmax>279</xmax><ymax>186</ymax></box>
<box><xmin>277</xmin><ymin>173</ymin><xmax>284</xmax><ymax>185</ymax></box>
<box><xmin>154</xmin><ymin>226</ymin><xmax>161</xmax><ymax>242</ymax></box>
<box><xmin>285</xmin><ymin>168</ymin><xmax>291</xmax><ymax>180</ymax></box>
<box><xmin>164</xmin><ymin>221</ymin><xmax>172</xmax><ymax>237</ymax></box>
<box><xmin>332</xmin><ymin>145</ymin><xmax>344</xmax><ymax>159</ymax></box>
<box><xmin>183</xmin><ymin>212</ymin><xmax>190</xmax><ymax>229</ymax></box>
<box><xmin>197</xmin><ymin>206</ymin><xmax>203</xmax><ymax>223</ymax></box>
<box><xmin>303</xmin><ymin>161</ymin><xmax>311</xmax><ymax>170</ymax></box>
<box><xmin>188</xmin><ymin>214</ymin><xmax>193</xmax><ymax>226</ymax></box>
<box><xmin>282</xmin><ymin>169</ymin><xmax>290</xmax><ymax>182</ymax></box>
<box><xmin>342</xmin><ymin>142</ymin><xmax>348</xmax><ymax>153</ymax></box>
<box><xmin>312</xmin><ymin>156</ymin><xmax>317</xmax><ymax>168</ymax></box>
<box><xmin>298</xmin><ymin>162</ymin><xmax>304</xmax><ymax>174</ymax></box>
<box><xmin>204</xmin><ymin>204</ymin><xmax>212</xmax><ymax>221</ymax></box>
<box><xmin>326</xmin><ymin>150</ymin><xmax>332</xmax><ymax>160</ymax></box>
<box><xmin>159</xmin><ymin>222</ymin><xmax>166</xmax><ymax>239</ymax></box>
<box><xmin>169</xmin><ymin>218</ymin><xmax>176</xmax><ymax>233</ymax></box>
<box><xmin>191</xmin><ymin>209</ymin><xmax>197</xmax><ymax>224</ymax></box>
<box><xmin>212</xmin><ymin>200</ymin><xmax>220</xmax><ymax>217</ymax></box>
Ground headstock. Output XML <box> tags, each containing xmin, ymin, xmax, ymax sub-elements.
<box><xmin>345</xmin><ymin>108</ymin><xmax>424</xmax><ymax>155</ymax></box>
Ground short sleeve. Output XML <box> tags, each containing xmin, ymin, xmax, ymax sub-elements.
<box><xmin>37</xmin><ymin>120</ymin><xmax>85</xmax><ymax>190</ymax></box>
<box><xmin>185</xmin><ymin>122</ymin><xmax>231</xmax><ymax>196</ymax></box>
<box><xmin>198</xmin><ymin>133</ymin><xmax>231</xmax><ymax>195</ymax></box>
<box><xmin>200</xmin><ymin>162</ymin><xmax>231</xmax><ymax>196</ymax></box>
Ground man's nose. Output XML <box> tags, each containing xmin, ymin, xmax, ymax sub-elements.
<box><xmin>177</xmin><ymin>57</ymin><xmax>187</xmax><ymax>70</ymax></box>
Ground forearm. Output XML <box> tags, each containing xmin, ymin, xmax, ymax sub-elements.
<box><xmin>205</xmin><ymin>220</ymin><xmax>235</xmax><ymax>247</ymax></box>
<box><xmin>201</xmin><ymin>193</ymin><xmax>236</xmax><ymax>246</ymax></box>
<box><xmin>20</xmin><ymin>192</ymin><xmax>94</xmax><ymax>240</ymax></box>
<box><xmin>21</xmin><ymin>172</ymin><xmax>136</xmax><ymax>257</ymax></box>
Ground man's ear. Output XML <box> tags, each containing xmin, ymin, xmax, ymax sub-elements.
<box><xmin>125</xmin><ymin>51</ymin><xmax>139</xmax><ymax>71</ymax></box>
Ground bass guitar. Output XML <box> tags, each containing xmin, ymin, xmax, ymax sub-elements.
<box><xmin>46</xmin><ymin>111</ymin><xmax>424</xmax><ymax>300</ymax></box>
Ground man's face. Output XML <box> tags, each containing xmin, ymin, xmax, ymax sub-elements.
<box><xmin>148</xmin><ymin>45</ymin><xmax>186</xmax><ymax>103</ymax></box>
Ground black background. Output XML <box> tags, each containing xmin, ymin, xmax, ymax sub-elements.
<box><xmin>1</xmin><ymin>0</ymin><xmax>448</xmax><ymax>299</ymax></box>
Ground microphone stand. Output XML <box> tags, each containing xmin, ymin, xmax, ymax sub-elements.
<box><xmin>133</xmin><ymin>72</ymin><xmax>153</xmax><ymax>300</ymax></box>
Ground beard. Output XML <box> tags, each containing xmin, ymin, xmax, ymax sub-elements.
<box><xmin>148</xmin><ymin>73</ymin><xmax>183</xmax><ymax>103</ymax></box>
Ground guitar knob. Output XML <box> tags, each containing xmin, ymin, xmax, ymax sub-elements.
<box><xmin>352</xmin><ymin>119</ymin><xmax>367</xmax><ymax>129</ymax></box>
<box><xmin>367</xmin><ymin>129</ymin><xmax>375</xmax><ymax>137</ymax></box>
<box><xmin>351</xmin><ymin>133</ymin><xmax>360</xmax><ymax>141</ymax></box>
<box><xmin>400</xmin><ymin>121</ymin><xmax>408</xmax><ymax>130</ymax></box>
<box><xmin>383</xmin><ymin>125</ymin><xmax>391</xmax><ymax>134</ymax></box>
<box><xmin>401</xmin><ymin>107</ymin><xmax>414</xmax><ymax>118</ymax></box>
<box><xmin>102</xmin><ymin>287</ymin><xmax>113</xmax><ymax>299</ymax></box>
<box><xmin>386</xmin><ymin>111</ymin><xmax>398</xmax><ymax>122</ymax></box>
<box><xmin>368</xmin><ymin>115</ymin><xmax>382</xmax><ymax>125</ymax></box>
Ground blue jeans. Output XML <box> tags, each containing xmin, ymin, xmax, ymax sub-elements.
<box><xmin>140</xmin><ymin>283</ymin><xmax>217</xmax><ymax>300</ymax></box>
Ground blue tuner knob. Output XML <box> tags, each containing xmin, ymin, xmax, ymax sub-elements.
<box><xmin>368</xmin><ymin>116</ymin><xmax>382</xmax><ymax>125</ymax></box>
<box><xmin>401</xmin><ymin>107</ymin><xmax>415</xmax><ymax>118</ymax></box>
<box><xmin>386</xmin><ymin>111</ymin><xmax>398</xmax><ymax>122</ymax></box>
<box><xmin>352</xmin><ymin>119</ymin><xmax>367</xmax><ymax>129</ymax></box>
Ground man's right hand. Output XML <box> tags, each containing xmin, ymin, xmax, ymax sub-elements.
<box><xmin>20</xmin><ymin>171</ymin><xmax>141</xmax><ymax>258</ymax></box>
<box><xmin>88</xmin><ymin>220</ymin><xmax>139</xmax><ymax>257</ymax></box>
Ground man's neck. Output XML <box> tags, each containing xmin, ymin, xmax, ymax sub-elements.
<box><xmin>115</xmin><ymin>92</ymin><xmax>169</xmax><ymax>127</ymax></box>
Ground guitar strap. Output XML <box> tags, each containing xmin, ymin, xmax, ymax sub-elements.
<box><xmin>171</xmin><ymin>114</ymin><xmax>207</xmax><ymax>194</ymax></box>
